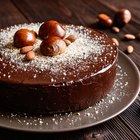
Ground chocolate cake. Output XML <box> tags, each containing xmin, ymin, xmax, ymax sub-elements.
<box><xmin>0</xmin><ymin>23</ymin><xmax>118</xmax><ymax>114</ymax></box>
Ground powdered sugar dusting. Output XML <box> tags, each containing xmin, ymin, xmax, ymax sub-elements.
<box><xmin>0</xmin><ymin>23</ymin><xmax>114</xmax><ymax>77</ymax></box>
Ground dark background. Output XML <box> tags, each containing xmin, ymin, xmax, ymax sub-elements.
<box><xmin>0</xmin><ymin>0</ymin><xmax>140</xmax><ymax>139</ymax></box>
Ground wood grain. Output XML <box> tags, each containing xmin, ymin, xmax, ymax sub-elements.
<box><xmin>119</xmin><ymin>101</ymin><xmax>140</xmax><ymax>138</ymax></box>
<box><xmin>0</xmin><ymin>0</ymin><xmax>140</xmax><ymax>139</ymax></box>
<box><xmin>0</xmin><ymin>0</ymin><xmax>27</xmax><ymax>29</ymax></box>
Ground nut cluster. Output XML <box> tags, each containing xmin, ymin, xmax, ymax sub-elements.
<box><xmin>97</xmin><ymin>8</ymin><xmax>139</xmax><ymax>54</ymax></box>
<box><xmin>38</xmin><ymin>20</ymin><xmax>77</xmax><ymax>56</ymax></box>
<box><xmin>97</xmin><ymin>9</ymin><xmax>131</xmax><ymax>28</ymax></box>
<box><xmin>14</xmin><ymin>29</ymin><xmax>36</xmax><ymax>61</ymax></box>
<box><xmin>13</xmin><ymin>20</ymin><xmax>77</xmax><ymax>61</ymax></box>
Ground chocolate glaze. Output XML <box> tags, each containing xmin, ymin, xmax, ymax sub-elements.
<box><xmin>0</xmin><ymin>24</ymin><xmax>118</xmax><ymax>114</ymax></box>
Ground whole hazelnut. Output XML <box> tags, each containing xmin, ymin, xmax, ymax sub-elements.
<box><xmin>114</xmin><ymin>9</ymin><xmax>131</xmax><ymax>27</ymax></box>
<box><xmin>38</xmin><ymin>20</ymin><xmax>66</xmax><ymax>40</ymax></box>
<box><xmin>40</xmin><ymin>36</ymin><xmax>66</xmax><ymax>56</ymax></box>
<box><xmin>97</xmin><ymin>14</ymin><xmax>113</xmax><ymax>27</ymax></box>
<box><xmin>14</xmin><ymin>29</ymin><xmax>37</xmax><ymax>48</ymax></box>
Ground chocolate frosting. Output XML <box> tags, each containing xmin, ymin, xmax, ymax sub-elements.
<box><xmin>0</xmin><ymin>24</ymin><xmax>118</xmax><ymax>114</ymax></box>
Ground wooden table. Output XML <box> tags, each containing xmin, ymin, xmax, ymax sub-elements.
<box><xmin>0</xmin><ymin>0</ymin><xmax>140</xmax><ymax>139</ymax></box>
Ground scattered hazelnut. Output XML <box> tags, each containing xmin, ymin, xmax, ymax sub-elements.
<box><xmin>114</xmin><ymin>9</ymin><xmax>131</xmax><ymax>27</ymax></box>
<box><xmin>97</xmin><ymin>14</ymin><xmax>113</xmax><ymax>27</ymax></box>
<box><xmin>66</xmin><ymin>35</ymin><xmax>77</xmax><ymax>42</ymax></box>
<box><xmin>40</xmin><ymin>36</ymin><xmax>66</xmax><ymax>56</ymax></box>
<box><xmin>127</xmin><ymin>45</ymin><xmax>134</xmax><ymax>53</ymax></box>
<box><xmin>64</xmin><ymin>39</ymin><xmax>71</xmax><ymax>46</ymax></box>
<box><xmin>38</xmin><ymin>20</ymin><xmax>66</xmax><ymax>40</ymax></box>
<box><xmin>112</xmin><ymin>26</ymin><xmax>120</xmax><ymax>33</ymax></box>
<box><xmin>25</xmin><ymin>51</ymin><xmax>35</xmax><ymax>61</ymax></box>
<box><xmin>14</xmin><ymin>29</ymin><xmax>37</xmax><ymax>48</ymax></box>
<box><xmin>124</xmin><ymin>34</ymin><xmax>135</xmax><ymax>40</ymax></box>
<box><xmin>112</xmin><ymin>38</ymin><xmax>119</xmax><ymax>46</ymax></box>
<box><xmin>20</xmin><ymin>46</ymin><xmax>34</xmax><ymax>54</ymax></box>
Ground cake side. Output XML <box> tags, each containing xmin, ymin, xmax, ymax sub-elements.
<box><xmin>0</xmin><ymin>61</ymin><xmax>116</xmax><ymax>114</ymax></box>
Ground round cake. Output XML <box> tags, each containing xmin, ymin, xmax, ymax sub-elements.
<box><xmin>0</xmin><ymin>23</ymin><xmax>118</xmax><ymax>114</ymax></box>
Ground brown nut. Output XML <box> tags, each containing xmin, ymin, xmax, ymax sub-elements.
<box><xmin>97</xmin><ymin>14</ymin><xmax>113</xmax><ymax>27</ymax></box>
<box><xmin>124</xmin><ymin>34</ymin><xmax>135</xmax><ymax>40</ymax></box>
<box><xmin>40</xmin><ymin>36</ymin><xmax>66</xmax><ymax>56</ymax></box>
<box><xmin>66</xmin><ymin>35</ymin><xmax>77</xmax><ymax>42</ymax></box>
<box><xmin>112</xmin><ymin>38</ymin><xmax>119</xmax><ymax>46</ymax></box>
<box><xmin>20</xmin><ymin>46</ymin><xmax>34</xmax><ymax>54</ymax></box>
<box><xmin>25</xmin><ymin>51</ymin><xmax>35</xmax><ymax>61</ymax></box>
<box><xmin>127</xmin><ymin>45</ymin><xmax>134</xmax><ymax>54</ymax></box>
<box><xmin>114</xmin><ymin>9</ymin><xmax>131</xmax><ymax>27</ymax></box>
<box><xmin>38</xmin><ymin>20</ymin><xmax>66</xmax><ymax>40</ymax></box>
<box><xmin>14</xmin><ymin>29</ymin><xmax>37</xmax><ymax>48</ymax></box>
<box><xmin>112</xmin><ymin>26</ymin><xmax>120</xmax><ymax>33</ymax></box>
<box><xmin>64</xmin><ymin>39</ymin><xmax>71</xmax><ymax>46</ymax></box>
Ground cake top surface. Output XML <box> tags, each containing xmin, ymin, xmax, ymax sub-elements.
<box><xmin>0</xmin><ymin>23</ymin><xmax>117</xmax><ymax>85</ymax></box>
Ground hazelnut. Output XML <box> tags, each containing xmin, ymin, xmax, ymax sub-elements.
<box><xmin>38</xmin><ymin>20</ymin><xmax>66</xmax><ymax>40</ymax></box>
<box><xmin>14</xmin><ymin>29</ymin><xmax>37</xmax><ymax>48</ymax></box>
<box><xmin>114</xmin><ymin>9</ymin><xmax>131</xmax><ymax>27</ymax></box>
<box><xmin>25</xmin><ymin>51</ymin><xmax>35</xmax><ymax>61</ymax></box>
<box><xmin>40</xmin><ymin>36</ymin><xmax>66</xmax><ymax>56</ymax></box>
<box><xmin>97</xmin><ymin>14</ymin><xmax>113</xmax><ymax>27</ymax></box>
<box><xmin>66</xmin><ymin>35</ymin><xmax>77</xmax><ymax>42</ymax></box>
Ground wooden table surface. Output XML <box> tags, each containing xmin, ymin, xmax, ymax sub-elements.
<box><xmin>0</xmin><ymin>0</ymin><xmax>140</xmax><ymax>139</ymax></box>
